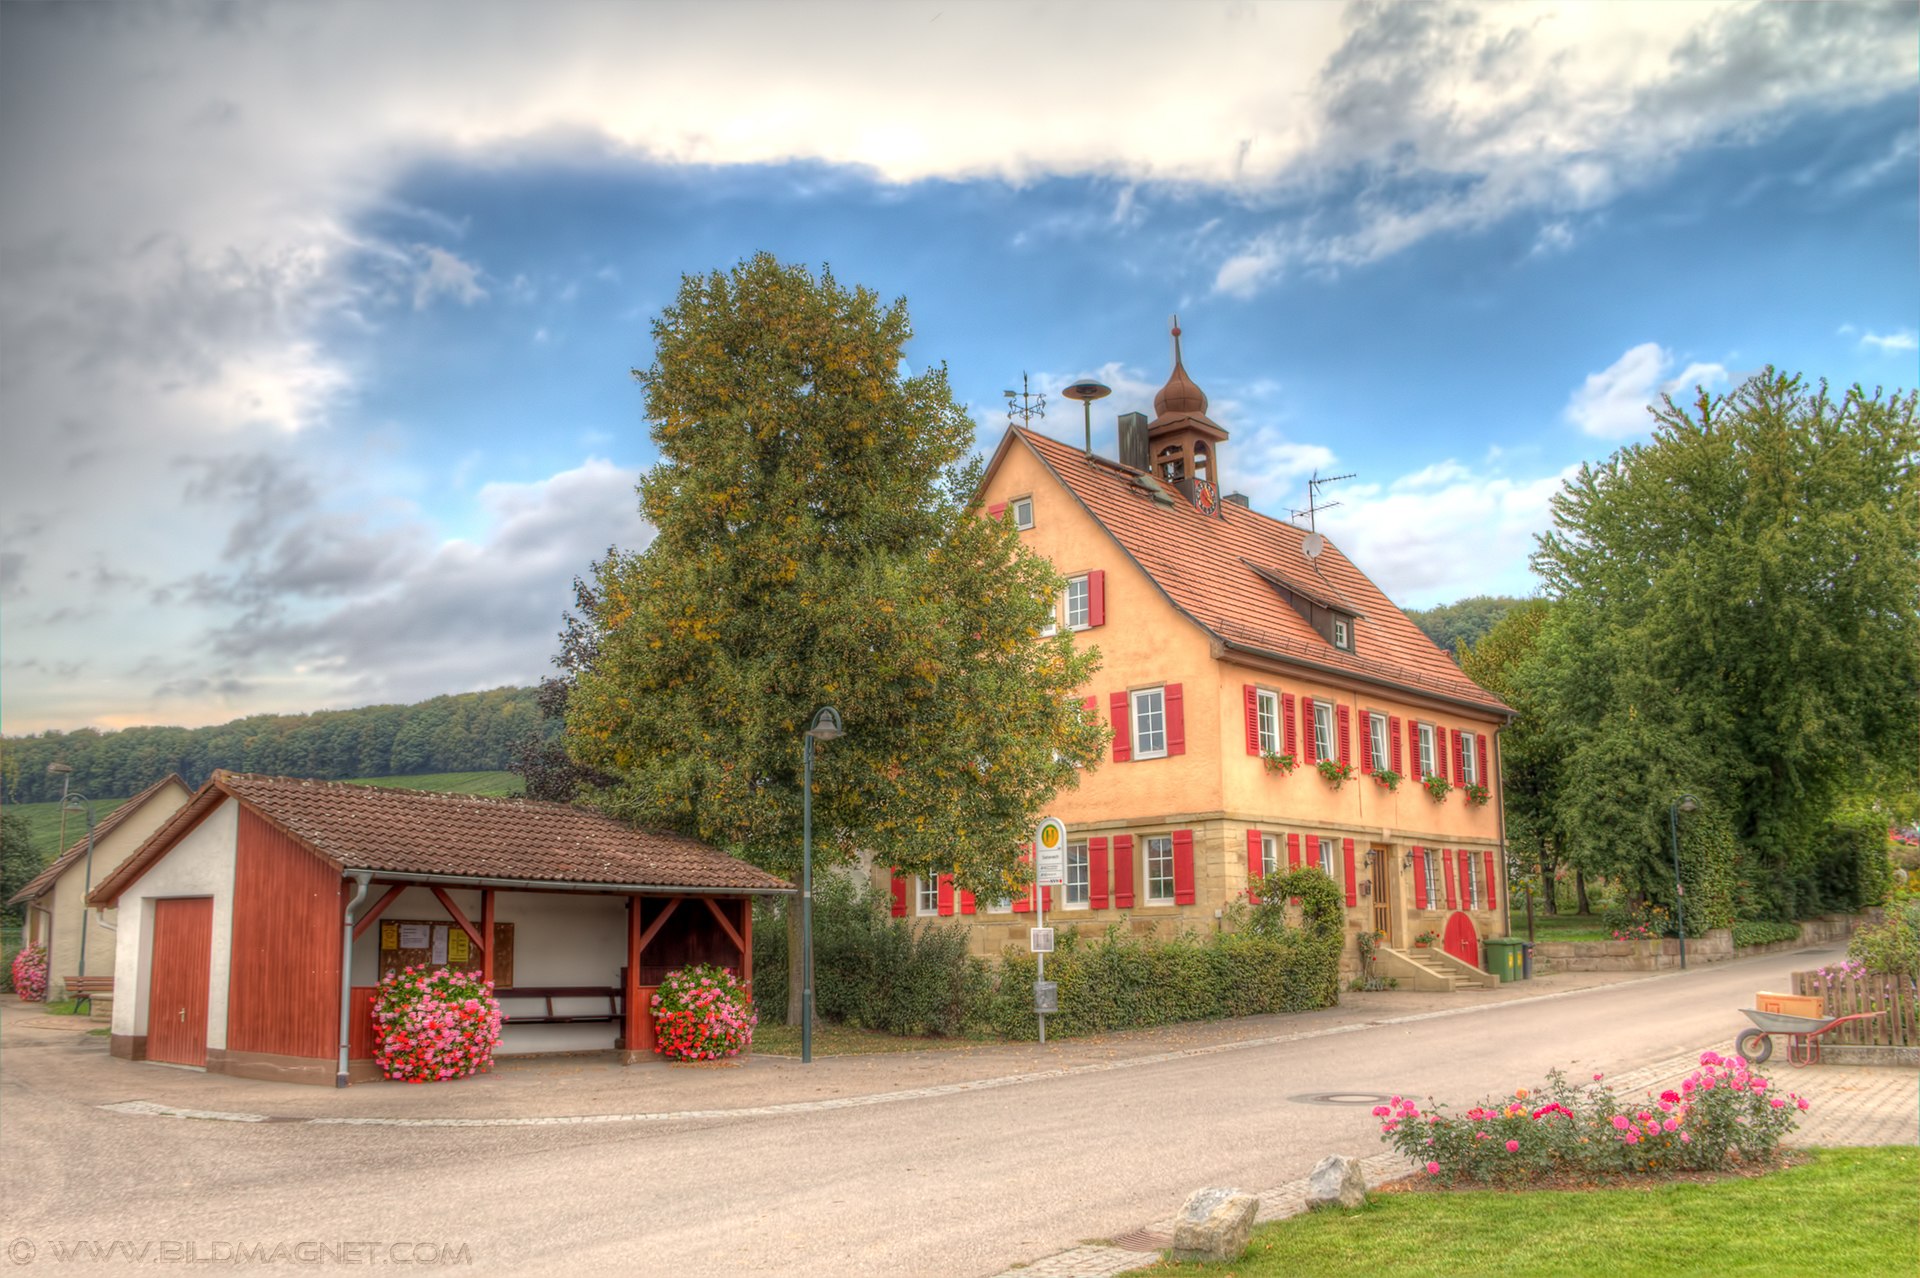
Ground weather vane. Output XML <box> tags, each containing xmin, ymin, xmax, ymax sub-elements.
<box><xmin>1291</xmin><ymin>469</ymin><xmax>1358</xmax><ymax>532</ymax></box>
<box><xmin>1004</xmin><ymin>372</ymin><xmax>1046</xmax><ymax>429</ymax></box>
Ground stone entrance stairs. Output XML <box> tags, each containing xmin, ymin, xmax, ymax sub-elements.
<box><xmin>1376</xmin><ymin>944</ymin><xmax>1500</xmax><ymax>992</ymax></box>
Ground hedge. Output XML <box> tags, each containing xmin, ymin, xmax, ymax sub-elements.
<box><xmin>1730</xmin><ymin>921</ymin><xmax>1801</xmax><ymax>948</ymax></box>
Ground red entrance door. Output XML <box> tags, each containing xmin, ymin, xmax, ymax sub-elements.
<box><xmin>1442</xmin><ymin>910</ymin><xmax>1481</xmax><ymax>969</ymax></box>
<box><xmin>148</xmin><ymin>898</ymin><xmax>213</xmax><ymax>1067</ymax></box>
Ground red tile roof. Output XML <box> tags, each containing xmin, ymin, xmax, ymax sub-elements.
<box><xmin>90</xmin><ymin>773</ymin><xmax>792</xmax><ymax>906</ymax></box>
<box><xmin>8</xmin><ymin>775</ymin><xmax>190</xmax><ymax>905</ymax></box>
<box><xmin>1007</xmin><ymin>427</ymin><xmax>1510</xmax><ymax>716</ymax></box>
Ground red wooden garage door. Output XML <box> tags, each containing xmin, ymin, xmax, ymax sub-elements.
<box><xmin>148</xmin><ymin>898</ymin><xmax>213</xmax><ymax>1067</ymax></box>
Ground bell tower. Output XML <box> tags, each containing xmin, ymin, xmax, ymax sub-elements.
<box><xmin>1147</xmin><ymin>319</ymin><xmax>1229</xmax><ymax>516</ymax></box>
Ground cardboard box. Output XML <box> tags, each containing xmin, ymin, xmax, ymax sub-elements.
<box><xmin>1755</xmin><ymin>991</ymin><xmax>1824</xmax><ymax>1019</ymax></box>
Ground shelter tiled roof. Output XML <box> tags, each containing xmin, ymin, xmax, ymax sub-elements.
<box><xmin>91</xmin><ymin>772</ymin><xmax>792</xmax><ymax>906</ymax></box>
<box><xmin>8</xmin><ymin>774</ymin><xmax>189</xmax><ymax>906</ymax></box>
<box><xmin>1009</xmin><ymin>427</ymin><xmax>1510</xmax><ymax>715</ymax></box>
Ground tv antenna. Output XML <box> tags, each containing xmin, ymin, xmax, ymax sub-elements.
<box><xmin>1005</xmin><ymin>372</ymin><xmax>1046</xmax><ymax>429</ymax></box>
<box><xmin>1291</xmin><ymin>469</ymin><xmax>1356</xmax><ymax>533</ymax></box>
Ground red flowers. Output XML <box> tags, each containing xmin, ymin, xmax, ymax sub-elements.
<box><xmin>371</xmin><ymin>966</ymin><xmax>502</xmax><ymax>1084</ymax></box>
<box><xmin>9</xmin><ymin>943</ymin><xmax>48</xmax><ymax>1003</ymax></box>
<box><xmin>651</xmin><ymin>963</ymin><xmax>756</xmax><ymax>1062</ymax></box>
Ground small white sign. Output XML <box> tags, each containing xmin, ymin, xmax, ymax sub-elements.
<box><xmin>1029</xmin><ymin>927</ymin><xmax>1055</xmax><ymax>953</ymax></box>
<box><xmin>397</xmin><ymin>923</ymin><xmax>430</xmax><ymax>950</ymax></box>
<box><xmin>430</xmin><ymin>925</ymin><xmax>449</xmax><ymax>966</ymax></box>
<box><xmin>1033</xmin><ymin>816</ymin><xmax>1068</xmax><ymax>886</ymax></box>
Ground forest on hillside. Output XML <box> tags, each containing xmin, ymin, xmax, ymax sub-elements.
<box><xmin>1</xmin><ymin>686</ymin><xmax>551</xmax><ymax>803</ymax></box>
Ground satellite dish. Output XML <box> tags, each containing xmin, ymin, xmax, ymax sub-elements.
<box><xmin>1302</xmin><ymin>532</ymin><xmax>1325</xmax><ymax>560</ymax></box>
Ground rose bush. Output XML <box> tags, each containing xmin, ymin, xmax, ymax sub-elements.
<box><xmin>371</xmin><ymin>966</ymin><xmax>502</xmax><ymax>1083</ymax></box>
<box><xmin>10</xmin><ymin>943</ymin><xmax>48</xmax><ymax>1003</ymax></box>
<box><xmin>652</xmin><ymin>963</ymin><xmax>756</xmax><ymax>1061</ymax></box>
<box><xmin>1377</xmin><ymin>1053</ymin><xmax>1806</xmax><ymax>1185</ymax></box>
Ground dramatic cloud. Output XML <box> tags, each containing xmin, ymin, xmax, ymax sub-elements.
<box><xmin>1564</xmin><ymin>343</ymin><xmax>1731</xmax><ymax>439</ymax></box>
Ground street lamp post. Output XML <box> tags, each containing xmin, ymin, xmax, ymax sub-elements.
<box><xmin>800</xmin><ymin>706</ymin><xmax>844</xmax><ymax>1065</ymax></box>
<box><xmin>64</xmin><ymin>793</ymin><xmax>99</xmax><ymax>978</ymax></box>
<box><xmin>1668</xmin><ymin>794</ymin><xmax>1698</xmax><ymax>970</ymax></box>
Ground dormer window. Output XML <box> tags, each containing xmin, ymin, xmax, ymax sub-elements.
<box><xmin>1011</xmin><ymin>496</ymin><xmax>1034</xmax><ymax>530</ymax></box>
<box><xmin>1332</xmin><ymin>617</ymin><xmax>1351</xmax><ymax>651</ymax></box>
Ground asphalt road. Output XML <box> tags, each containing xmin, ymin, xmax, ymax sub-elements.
<box><xmin>0</xmin><ymin>944</ymin><xmax>1851</xmax><ymax>1276</ymax></box>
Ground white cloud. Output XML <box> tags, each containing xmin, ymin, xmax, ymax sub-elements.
<box><xmin>412</xmin><ymin>246</ymin><xmax>488</xmax><ymax>310</ymax></box>
<box><xmin>1860</xmin><ymin>329</ymin><xmax>1918</xmax><ymax>354</ymax></box>
<box><xmin>1564</xmin><ymin>343</ymin><xmax>1731</xmax><ymax>439</ymax></box>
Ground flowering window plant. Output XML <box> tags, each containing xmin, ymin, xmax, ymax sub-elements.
<box><xmin>1377</xmin><ymin>1053</ymin><xmax>1805</xmax><ymax>1185</ymax></box>
<box><xmin>372</xmin><ymin>965</ymin><xmax>502</xmax><ymax>1084</ymax></box>
<box><xmin>652</xmin><ymin>963</ymin><xmax>756</xmax><ymax>1061</ymax></box>
<box><xmin>1371</xmin><ymin>768</ymin><xmax>1402</xmax><ymax>791</ymax></box>
<box><xmin>1317</xmin><ymin>758</ymin><xmax>1356</xmax><ymax>788</ymax></box>
<box><xmin>1260</xmin><ymin>749</ymin><xmax>1297</xmax><ymax>776</ymax></box>
<box><xmin>9</xmin><ymin>943</ymin><xmax>48</xmax><ymax>1002</ymax></box>
<box><xmin>1422</xmin><ymin>773</ymin><xmax>1451</xmax><ymax>803</ymax></box>
<box><xmin>1464</xmin><ymin>782</ymin><xmax>1491</xmax><ymax>807</ymax></box>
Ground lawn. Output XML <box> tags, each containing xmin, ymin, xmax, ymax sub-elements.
<box><xmin>1514</xmin><ymin>911</ymin><xmax>1611</xmax><ymax>943</ymax></box>
<box><xmin>344</xmin><ymin>771</ymin><xmax>525</xmax><ymax>797</ymax></box>
<box><xmin>1150</xmin><ymin>1147</ymin><xmax>1915</xmax><ymax>1278</ymax></box>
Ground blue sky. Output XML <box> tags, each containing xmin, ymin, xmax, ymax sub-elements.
<box><xmin>2</xmin><ymin>1</ymin><xmax>1915</xmax><ymax>733</ymax></box>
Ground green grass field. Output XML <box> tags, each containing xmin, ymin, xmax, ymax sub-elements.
<box><xmin>5</xmin><ymin>795</ymin><xmax>133</xmax><ymax>865</ymax></box>
<box><xmin>1514</xmin><ymin>912</ymin><xmax>1611</xmax><ymax>943</ymax></box>
<box><xmin>344</xmin><ymin>771</ymin><xmax>524</xmax><ymax>796</ymax></box>
<box><xmin>1151</xmin><ymin>1147</ymin><xmax>1915</xmax><ymax>1278</ymax></box>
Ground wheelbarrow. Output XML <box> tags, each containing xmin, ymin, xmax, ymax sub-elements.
<box><xmin>1734</xmin><ymin>1008</ymin><xmax>1884</xmax><ymax>1067</ymax></box>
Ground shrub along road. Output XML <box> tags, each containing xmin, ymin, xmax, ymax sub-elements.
<box><xmin>1</xmin><ymin>943</ymin><xmax>1906</xmax><ymax>1277</ymax></box>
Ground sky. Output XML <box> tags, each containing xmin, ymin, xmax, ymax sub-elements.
<box><xmin>1</xmin><ymin>1</ymin><xmax>1914</xmax><ymax>736</ymax></box>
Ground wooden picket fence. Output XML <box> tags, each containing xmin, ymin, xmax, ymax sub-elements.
<box><xmin>1789</xmin><ymin>970</ymin><xmax>1919</xmax><ymax>1047</ymax></box>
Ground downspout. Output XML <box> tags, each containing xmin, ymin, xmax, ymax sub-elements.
<box><xmin>1493</xmin><ymin>727</ymin><xmax>1511</xmax><ymax>940</ymax></box>
<box><xmin>337</xmin><ymin>872</ymin><xmax>372</xmax><ymax>1089</ymax></box>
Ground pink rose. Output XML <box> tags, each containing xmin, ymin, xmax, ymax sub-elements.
<box><xmin>1505</xmin><ymin>1140</ymin><xmax>1519</xmax><ymax>1152</ymax></box>
<box><xmin>1426</xmin><ymin>1161</ymin><xmax>1440</xmax><ymax>1175</ymax></box>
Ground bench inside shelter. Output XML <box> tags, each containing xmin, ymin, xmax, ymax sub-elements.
<box><xmin>495</xmin><ymin>985</ymin><xmax>622</xmax><ymax>1025</ymax></box>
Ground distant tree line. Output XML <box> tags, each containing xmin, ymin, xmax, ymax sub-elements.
<box><xmin>1406</xmin><ymin>595</ymin><xmax>1529</xmax><ymax>661</ymax></box>
<box><xmin>1</xmin><ymin>686</ymin><xmax>551</xmax><ymax>803</ymax></box>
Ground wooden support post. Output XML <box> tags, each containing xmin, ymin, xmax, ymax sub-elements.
<box><xmin>428</xmin><ymin>886</ymin><xmax>485</xmax><ymax>950</ymax></box>
<box><xmin>623</xmin><ymin>893</ymin><xmax>643</xmax><ymax>1064</ymax></box>
<box><xmin>351</xmin><ymin>884</ymin><xmax>409</xmax><ymax>941</ymax></box>
<box><xmin>702</xmin><ymin>896</ymin><xmax>746</xmax><ymax>957</ymax></box>
<box><xmin>740</xmin><ymin>899</ymin><xmax>753</xmax><ymax>987</ymax></box>
<box><xmin>481</xmin><ymin>889</ymin><xmax>496</xmax><ymax>984</ymax></box>
<box><xmin>634</xmin><ymin>896</ymin><xmax>679</xmax><ymax>957</ymax></box>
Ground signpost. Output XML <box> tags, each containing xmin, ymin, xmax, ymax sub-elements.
<box><xmin>1032</xmin><ymin>817</ymin><xmax>1066</xmax><ymax>1042</ymax></box>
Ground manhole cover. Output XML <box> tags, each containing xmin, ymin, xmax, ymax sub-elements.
<box><xmin>1291</xmin><ymin>1091</ymin><xmax>1398</xmax><ymax>1107</ymax></box>
<box><xmin>1110</xmin><ymin>1229</ymin><xmax>1172</xmax><ymax>1253</ymax></box>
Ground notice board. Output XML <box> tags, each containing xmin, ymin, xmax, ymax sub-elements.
<box><xmin>377</xmin><ymin>918</ymin><xmax>514</xmax><ymax>987</ymax></box>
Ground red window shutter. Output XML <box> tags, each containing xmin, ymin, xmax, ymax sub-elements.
<box><xmin>1286</xmin><ymin>832</ymin><xmax>1302</xmax><ymax>869</ymax></box>
<box><xmin>1408</xmin><ymin>720</ymin><xmax>1421</xmax><ymax>776</ymax></box>
<box><xmin>1283</xmin><ymin>693</ymin><xmax>1298</xmax><ymax>757</ymax></box>
<box><xmin>1451</xmin><ymin>729</ymin><xmax>1465</xmax><ymax>786</ymax></box>
<box><xmin>1412</xmin><ymin>848</ymin><xmax>1428</xmax><ymax>909</ymax></box>
<box><xmin>1112</xmin><ymin>835</ymin><xmax>1135</xmax><ymax>908</ymax></box>
<box><xmin>1013</xmin><ymin>844</ymin><xmax>1033</xmax><ymax>912</ymax></box>
<box><xmin>1109</xmin><ymin>691</ymin><xmax>1131</xmax><ymax>762</ymax></box>
<box><xmin>1042</xmin><ymin>886</ymin><xmax>1053</xmax><ymax>911</ymax></box>
<box><xmin>960</xmin><ymin>889</ymin><xmax>976</xmax><ymax>915</ymax></box>
<box><xmin>1444</xmin><ymin>849</ymin><xmax>1458</xmax><ymax>909</ymax></box>
<box><xmin>1300</xmin><ymin>696</ymin><xmax>1316</xmax><ymax>760</ymax></box>
<box><xmin>1483</xmin><ymin>850</ymin><xmax>1497</xmax><ymax>911</ymax></box>
<box><xmin>1087</xmin><ymin>569</ymin><xmax>1106</xmax><ymax>627</ymax></box>
<box><xmin>1477</xmin><ymin>734</ymin><xmax>1491</xmax><ymax>789</ymax></box>
<box><xmin>1243</xmin><ymin>685</ymin><xmax>1260</xmax><ymax>756</ymax></box>
<box><xmin>1389</xmin><ymin>716</ymin><xmax>1403</xmax><ymax>775</ymax></box>
<box><xmin>1089</xmin><ymin>836</ymin><xmax>1110</xmax><ymax>910</ymax></box>
<box><xmin>1337</xmin><ymin>704</ymin><xmax>1352</xmax><ymax>768</ymax></box>
<box><xmin>1342</xmin><ymin>838</ymin><xmax>1358</xmax><ymax>907</ymax></box>
<box><xmin>937</xmin><ymin>874</ymin><xmax>955</xmax><ymax>916</ymax></box>
<box><xmin>1359</xmin><ymin>713</ymin><xmax>1373</xmax><ymax>773</ymax></box>
<box><xmin>889</xmin><ymin>874</ymin><xmax>907</xmax><ymax>918</ymax></box>
<box><xmin>1164</xmin><ymin>684</ymin><xmax>1186</xmax><ymax>756</ymax></box>
<box><xmin>1246</xmin><ymin>829</ymin><xmax>1264</xmax><ymax>903</ymax></box>
<box><xmin>1172</xmin><ymin>829</ymin><xmax>1195</xmax><ymax>905</ymax></box>
<box><xmin>988</xmin><ymin>502</ymin><xmax>1006</xmax><ymax>519</ymax></box>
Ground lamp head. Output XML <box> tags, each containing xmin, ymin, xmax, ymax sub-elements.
<box><xmin>1677</xmin><ymin>795</ymin><xmax>1698</xmax><ymax>814</ymax></box>
<box><xmin>47</xmin><ymin>762</ymin><xmax>72</xmax><ymax>776</ymax></box>
<box><xmin>805</xmin><ymin>706</ymin><xmax>844</xmax><ymax>741</ymax></box>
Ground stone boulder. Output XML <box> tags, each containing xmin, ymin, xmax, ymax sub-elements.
<box><xmin>1304</xmin><ymin>1154</ymin><xmax>1368</xmax><ymax>1210</ymax></box>
<box><xmin>1170</xmin><ymin>1186</ymin><xmax>1258</xmax><ymax>1264</ymax></box>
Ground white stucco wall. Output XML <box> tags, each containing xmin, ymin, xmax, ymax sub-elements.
<box><xmin>43</xmin><ymin>782</ymin><xmax>190</xmax><ymax>999</ymax></box>
<box><xmin>348</xmin><ymin>887</ymin><xmax>631</xmax><ymax>1056</ymax></box>
<box><xmin>110</xmin><ymin>799</ymin><xmax>239</xmax><ymax>1050</ymax></box>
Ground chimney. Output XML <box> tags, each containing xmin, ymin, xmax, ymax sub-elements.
<box><xmin>1118</xmin><ymin>411</ymin><xmax>1150</xmax><ymax>472</ymax></box>
<box><xmin>1226</xmin><ymin>492</ymin><xmax>1250</xmax><ymax>508</ymax></box>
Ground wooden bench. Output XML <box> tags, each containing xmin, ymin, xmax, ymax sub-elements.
<box><xmin>63</xmin><ymin>975</ymin><xmax>113</xmax><ymax>1013</ymax></box>
<box><xmin>495</xmin><ymin>986</ymin><xmax>622</xmax><ymax>1025</ymax></box>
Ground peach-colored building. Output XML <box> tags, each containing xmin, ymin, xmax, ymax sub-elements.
<box><xmin>892</xmin><ymin>328</ymin><xmax>1513</xmax><ymax>988</ymax></box>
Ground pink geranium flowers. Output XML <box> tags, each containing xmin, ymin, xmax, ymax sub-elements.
<box><xmin>371</xmin><ymin>965</ymin><xmax>502</xmax><ymax>1084</ymax></box>
<box><xmin>651</xmin><ymin>962</ymin><xmax>756</xmax><ymax>1062</ymax></box>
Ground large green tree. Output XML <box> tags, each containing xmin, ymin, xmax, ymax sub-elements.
<box><xmin>564</xmin><ymin>255</ymin><xmax>1105</xmax><ymax>903</ymax></box>
<box><xmin>1528</xmin><ymin>371</ymin><xmax>1918</xmax><ymax>917</ymax></box>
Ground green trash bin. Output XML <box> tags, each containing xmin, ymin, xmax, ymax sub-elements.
<box><xmin>1482</xmin><ymin>937</ymin><xmax>1522</xmax><ymax>983</ymax></box>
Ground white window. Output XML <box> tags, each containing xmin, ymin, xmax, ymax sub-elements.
<box><xmin>1316</xmin><ymin>837</ymin><xmax>1337</xmax><ymax>879</ymax></box>
<box><xmin>1145</xmin><ymin>835</ymin><xmax>1175</xmax><ymax>904</ymax></box>
<box><xmin>1461</xmin><ymin>730</ymin><xmax>1479</xmax><ymax>785</ymax></box>
<box><xmin>1064</xmin><ymin>575</ymin><xmax>1091</xmax><ymax>630</ymax></box>
<box><xmin>1369</xmin><ymin>713</ymin><xmax>1389</xmax><ymax>773</ymax></box>
<box><xmin>916</xmin><ymin>875</ymin><xmax>940</xmax><ymax>916</ymax></box>
<box><xmin>1418</xmin><ymin>724</ymin><xmax>1437</xmax><ymax>778</ymax></box>
<box><xmin>986</xmin><ymin>893</ymin><xmax>1012</xmax><ymax>914</ymax></box>
<box><xmin>1425</xmin><ymin>853</ymin><xmax>1444</xmax><ymax>907</ymax></box>
<box><xmin>1039</xmin><ymin>597</ymin><xmax>1057</xmax><ymax>638</ymax></box>
<box><xmin>1256</xmin><ymin>688</ymin><xmax>1281</xmax><ymax>755</ymax></box>
<box><xmin>1132</xmin><ymin>687</ymin><xmax>1167</xmax><ymax>759</ymax></box>
<box><xmin>1332</xmin><ymin>618</ymin><xmax>1350</xmax><ymax>650</ymax></box>
<box><xmin>1312</xmin><ymin>700</ymin><xmax>1335</xmax><ymax>762</ymax></box>
<box><xmin>1461</xmin><ymin>855</ymin><xmax>1480</xmax><ymax>909</ymax></box>
<box><xmin>1260</xmin><ymin>834</ymin><xmax>1279</xmax><ymax>878</ymax></box>
<box><xmin>1065</xmin><ymin>842</ymin><xmax>1090</xmax><ymax>908</ymax></box>
<box><xmin>1011</xmin><ymin>496</ymin><xmax>1034</xmax><ymax>530</ymax></box>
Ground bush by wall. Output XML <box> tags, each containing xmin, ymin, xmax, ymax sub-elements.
<box><xmin>1811</xmin><ymin>813</ymin><xmax>1895</xmax><ymax>913</ymax></box>
<box><xmin>1731</xmin><ymin>921</ymin><xmax>1801</xmax><ymax>948</ymax></box>
<box><xmin>1848</xmin><ymin>901</ymin><xmax>1919</xmax><ymax>978</ymax></box>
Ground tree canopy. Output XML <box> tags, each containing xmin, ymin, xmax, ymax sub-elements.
<box><xmin>1406</xmin><ymin>595</ymin><xmax>1530</xmax><ymax>660</ymax></box>
<box><xmin>1522</xmin><ymin>370</ymin><xmax>1918</xmax><ymax>917</ymax></box>
<box><xmin>563</xmin><ymin>255</ymin><xmax>1105</xmax><ymax>893</ymax></box>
